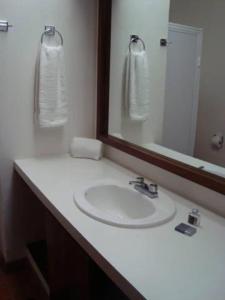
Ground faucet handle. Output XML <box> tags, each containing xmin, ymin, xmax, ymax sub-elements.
<box><xmin>129</xmin><ymin>176</ymin><xmax>145</xmax><ymax>185</ymax></box>
<box><xmin>149</xmin><ymin>183</ymin><xmax>158</xmax><ymax>194</ymax></box>
<box><xmin>136</xmin><ymin>177</ymin><xmax>144</xmax><ymax>183</ymax></box>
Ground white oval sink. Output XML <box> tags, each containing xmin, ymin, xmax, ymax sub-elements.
<box><xmin>74</xmin><ymin>182</ymin><xmax>176</xmax><ymax>228</ymax></box>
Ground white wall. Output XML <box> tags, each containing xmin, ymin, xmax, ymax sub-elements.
<box><xmin>109</xmin><ymin>0</ymin><xmax>170</xmax><ymax>145</ymax></box>
<box><xmin>170</xmin><ymin>0</ymin><xmax>225</xmax><ymax>167</ymax></box>
<box><xmin>0</xmin><ymin>0</ymin><xmax>97</xmax><ymax>261</ymax></box>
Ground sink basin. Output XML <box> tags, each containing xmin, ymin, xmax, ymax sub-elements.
<box><xmin>74</xmin><ymin>182</ymin><xmax>176</xmax><ymax>228</ymax></box>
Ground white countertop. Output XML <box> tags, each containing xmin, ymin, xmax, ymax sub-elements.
<box><xmin>14</xmin><ymin>155</ymin><xmax>225</xmax><ymax>300</ymax></box>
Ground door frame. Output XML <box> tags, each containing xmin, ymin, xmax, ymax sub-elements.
<box><xmin>167</xmin><ymin>22</ymin><xmax>203</xmax><ymax>155</ymax></box>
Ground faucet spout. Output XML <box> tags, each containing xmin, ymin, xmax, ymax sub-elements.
<box><xmin>129</xmin><ymin>177</ymin><xmax>158</xmax><ymax>199</ymax></box>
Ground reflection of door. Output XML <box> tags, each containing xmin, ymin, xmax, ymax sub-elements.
<box><xmin>162</xmin><ymin>23</ymin><xmax>202</xmax><ymax>156</ymax></box>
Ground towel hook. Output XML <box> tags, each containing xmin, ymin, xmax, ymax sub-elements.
<box><xmin>41</xmin><ymin>25</ymin><xmax>63</xmax><ymax>45</ymax></box>
<box><xmin>129</xmin><ymin>35</ymin><xmax>146</xmax><ymax>52</ymax></box>
<box><xmin>0</xmin><ymin>20</ymin><xmax>13</xmax><ymax>32</ymax></box>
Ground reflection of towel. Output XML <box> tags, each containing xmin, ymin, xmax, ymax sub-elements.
<box><xmin>34</xmin><ymin>44</ymin><xmax>68</xmax><ymax>128</ymax></box>
<box><xmin>70</xmin><ymin>137</ymin><xmax>103</xmax><ymax>160</ymax></box>
<box><xmin>125</xmin><ymin>49</ymin><xmax>150</xmax><ymax>121</ymax></box>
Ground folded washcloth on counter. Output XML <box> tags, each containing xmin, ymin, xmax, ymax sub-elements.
<box><xmin>70</xmin><ymin>137</ymin><xmax>103</xmax><ymax>160</ymax></box>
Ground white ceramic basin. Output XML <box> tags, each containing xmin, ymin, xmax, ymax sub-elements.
<box><xmin>74</xmin><ymin>182</ymin><xmax>176</xmax><ymax>228</ymax></box>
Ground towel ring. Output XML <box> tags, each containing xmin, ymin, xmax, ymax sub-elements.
<box><xmin>129</xmin><ymin>35</ymin><xmax>146</xmax><ymax>52</ymax></box>
<box><xmin>41</xmin><ymin>26</ymin><xmax>63</xmax><ymax>46</ymax></box>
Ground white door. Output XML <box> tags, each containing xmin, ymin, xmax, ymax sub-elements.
<box><xmin>162</xmin><ymin>23</ymin><xmax>202</xmax><ymax>156</ymax></box>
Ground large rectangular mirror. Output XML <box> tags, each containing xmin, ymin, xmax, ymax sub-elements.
<box><xmin>97</xmin><ymin>0</ymin><xmax>225</xmax><ymax>195</ymax></box>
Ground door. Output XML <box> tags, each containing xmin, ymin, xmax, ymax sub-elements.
<box><xmin>162</xmin><ymin>23</ymin><xmax>202</xmax><ymax>156</ymax></box>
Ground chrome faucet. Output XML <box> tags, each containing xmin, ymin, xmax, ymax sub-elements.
<box><xmin>129</xmin><ymin>177</ymin><xmax>158</xmax><ymax>199</ymax></box>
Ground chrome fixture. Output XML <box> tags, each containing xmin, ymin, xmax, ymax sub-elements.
<box><xmin>0</xmin><ymin>20</ymin><xmax>13</xmax><ymax>32</ymax></box>
<box><xmin>129</xmin><ymin>35</ymin><xmax>146</xmax><ymax>52</ymax></box>
<box><xmin>129</xmin><ymin>177</ymin><xmax>158</xmax><ymax>199</ymax></box>
<box><xmin>188</xmin><ymin>208</ymin><xmax>201</xmax><ymax>226</ymax></box>
<box><xmin>160</xmin><ymin>38</ymin><xmax>172</xmax><ymax>47</ymax></box>
<box><xmin>41</xmin><ymin>25</ymin><xmax>63</xmax><ymax>45</ymax></box>
<box><xmin>211</xmin><ymin>133</ymin><xmax>224</xmax><ymax>150</ymax></box>
<box><xmin>160</xmin><ymin>39</ymin><xmax>168</xmax><ymax>46</ymax></box>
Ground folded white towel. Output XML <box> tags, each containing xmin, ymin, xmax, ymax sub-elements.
<box><xmin>125</xmin><ymin>48</ymin><xmax>150</xmax><ymax>121</ymax></box>
<box><xmin>34</xmin><ymin>43</ymin><xmax>68</xmax><ymax>128</ymax></box>
<box><xmin>70</xmin><ymin>137</ymin><xmax>103</xmax><ymax>160</ymax></box>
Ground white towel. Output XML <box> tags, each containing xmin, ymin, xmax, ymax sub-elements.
<box><xmin>34</xmin><ymin>43</ymin><xmax>68</xmax><ymax>128</ymax></box>
<box><xmin>125</xmin><ymin>48</ymin><xmax>150</xmax><ymax>122</ymax></box>
<box><xmin>70</xmin><ymin>137</ymin><xmax>103</xmax><ymax>160</ymax></box>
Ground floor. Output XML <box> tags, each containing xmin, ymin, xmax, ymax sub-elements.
<box><xmin>0</xmin><ymin>260</ymin><xmax>47</xmax><ymax>300</ymax></box>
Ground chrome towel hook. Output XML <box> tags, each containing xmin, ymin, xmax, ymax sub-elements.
<box><xmin>41</xmin><ymin>25</ymin><xmax>63</xmax><ymax>45</ymax></box>
<box><xmin>129</xmin><ymin>35</ymin><xmax>146</xmax><ymax>52</ymax></box>
<box><xmin>0</xmin><ymin>20</ymin><xmax>13</xmax><ymax>32</ymax></box>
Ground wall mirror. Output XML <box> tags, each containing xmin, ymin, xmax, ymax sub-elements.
<box><xmin>97</xmin><ymin>0</ymin><xmax>225</xmax><ymax>195</ymax></box>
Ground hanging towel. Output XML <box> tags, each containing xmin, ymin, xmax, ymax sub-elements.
<box><xmin>125</xmin><ymin>48</ymin><xmax>150</xmax><ymax>122</ymax></box>
<box><xmin>34</xmin><ymin>43</ymin><xmax>68</xmax><ymax>128</ymax></box>
<box><xmin>70</xmin><ymin>137</ymin><xmax>103</xmax><ymax>160</ymax></box>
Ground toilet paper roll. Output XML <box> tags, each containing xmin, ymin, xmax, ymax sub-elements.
<box><xmin>211</xmin><ymin>134</ymin><xmax>224</xmax><ymax>150</ymax></box>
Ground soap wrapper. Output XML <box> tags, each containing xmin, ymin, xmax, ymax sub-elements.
<box><xmin>70</xmin><ymin>137</ymin><xmax>103</xmax><ymax>160</ymax></box>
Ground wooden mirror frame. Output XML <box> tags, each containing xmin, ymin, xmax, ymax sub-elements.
<box><xmin>96</xmin><ymin>0</ymin><xmax>225</xmax><ymax>195</ymax></box>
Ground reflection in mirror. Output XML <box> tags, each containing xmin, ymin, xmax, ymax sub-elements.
<box><xmin>109</xmin><ymin>0</ymin><xmax>225</xmax><ymax>178</ymax></box>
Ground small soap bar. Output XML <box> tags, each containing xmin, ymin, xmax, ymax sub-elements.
<box><xmin>175</xmin><ymin>223</ymin><xmax>197</xmax><ymax>236</ymax></box>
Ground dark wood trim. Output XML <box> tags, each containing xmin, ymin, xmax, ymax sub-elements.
<box><xmin>0</xmin><ymin>254</ymin><xmax>27</xmax><ymax>273</ymax></box>
<box><xmin>97</xmin><ymin>0</ymin><xmax>112</xmax><ymax>137</ymax></box>
<box><xmin>96</xmin><ymin>0</ymin><xmax>225</xmax><ymax>195</ymax></box>
<box><xmin>99</xmin><ymin>135</ymin><xmax>225</xmax><ymax>194</ymax></box>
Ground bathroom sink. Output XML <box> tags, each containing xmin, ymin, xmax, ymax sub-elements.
<box><xmin>74</xmin><ymin>182</ymin><xmax>176</xmax><ymax>228</ymax></box>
